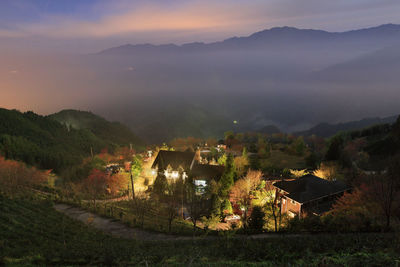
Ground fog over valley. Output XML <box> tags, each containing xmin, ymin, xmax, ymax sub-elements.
<box><xmin>2</xmin><ymin>24</ymin><xmax>400</xmax><ymax>142</ymax></box>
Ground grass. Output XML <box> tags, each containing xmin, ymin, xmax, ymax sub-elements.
<box><xmin>81</xmin><ymin>199</ymin><xmax>197</xmax><ymax>236</ymax></box>
<box><xmin>262</xmin><ymin>150</ymin><xmax>306</xmax><ymax>170</ymax></box>
<box><xmin>1</xmin><ymin>194</ymin><xmax>400</xmax><ymax>266</ymax></box>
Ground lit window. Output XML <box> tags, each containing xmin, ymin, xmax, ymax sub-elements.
<box><xmin>194</xmin><ymin>180</ymin><xmax>207</xmax><ymax>187</ymax></box>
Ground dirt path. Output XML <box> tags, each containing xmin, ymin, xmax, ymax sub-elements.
<box><xmin>54</xmin><ymin>203</ymin><xmax>205</xmax><ymax>241</ymax></box>
<box><xmin>54</xmin><ymin>204</ymin><xmax>310</xmax><ymax>241</ymax></box>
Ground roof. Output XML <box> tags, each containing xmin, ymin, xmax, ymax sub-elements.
<box><xmin>190</xmin><ymin>164</ymin><xmax>225</xmax><ymax>181</ymax></box>
<box><xmin>273</xmin><ymin>174</ymin><xmax>349</xmax><ymax>204</ymax></box>
<box><xmin>151</xmin><ymin>150</ymin><xmax>195</xmax><ymax>171</ymax></box>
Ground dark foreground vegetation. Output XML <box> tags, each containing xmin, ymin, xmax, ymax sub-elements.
<box><xmin>1</xmin><ymin>196</ymin><xmax>399</xmax><ymax>266</ymax></box>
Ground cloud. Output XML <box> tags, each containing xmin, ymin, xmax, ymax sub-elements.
<box><xmin>1</xmin><ymin>0</ymin><xmax>400</xmax><ymax>41</ymax></box>
<box><xmin>16</xmin><ymin>2</ymin><xmax>259</xmax><ymax>38</ymax></box>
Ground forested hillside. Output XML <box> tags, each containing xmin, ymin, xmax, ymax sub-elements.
<box><xmin>49</xmin><ymin>110</ymin><xmax>143</xmax><ymax>147</ymax></box>
<box><xmin>0</xmin><ymin>108</ymin><xmax>143</xmax><ymax>172</ymax></box>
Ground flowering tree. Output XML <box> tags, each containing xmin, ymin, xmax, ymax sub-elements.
<box><xmin>80</xmin><ymin>169</ymin><xmax>109</xmax><ymax>209</ymax></box>
<box><xmin>328</xmin><ymin>184</ymin><xmax>375</xmax><ymax>231</ymax></box>
<box><xmin>0</xmin><ymin>156</ymin><xmax>49</xmax><ymax>196</ymax></box>
<box><xmin>230</xmin><ymin>170</ymin><xmax>262</xmax><ymax>227</ymax></box>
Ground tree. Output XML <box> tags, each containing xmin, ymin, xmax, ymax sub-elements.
<box><xmin>305</xmin><ymin>151</ymin><xmax>320</xmax><ymax>170</ymax></box>
<box><xmin>233</xmin><ymin>148</ymin><xmax>249</xmax><ymax>178</ymax></box>
<box><xmin>185</xmin><ymin>177</ymin><xmax>208</xmax><ymax>234</ymax></box>
<box><xmin>131</xmin><ymin>193</ymin><xmax>151</xmax><ymax>228</ymax></box>
<box><xmin>0</xmin><ymin>156</ymin><xmax>49</xmax><ymax>197</ymax></box>
<box><xmin>218</xmin><ymin>153</ymin><xmax>227</xmax><ymax>166</ymax></box>
<box><xmin>234</xmin><ymin>156</ymin><xmax>249</xmax><ymax>178</ymax></box>
<box><xmin>220</xmin><ymin>154</ymin><xmax>235</xmax><ymax>197</ymax></box>
<box><xmin>80</xmin><ymin>169</ymin><xmax>109</xmax><ymax>209</ymax></box>
<box><xmin>230</xmin><ymin>170</ymin><xmax>262</xmax><ymax>227</ymax></box>
<box><xmin>264</xmin><ymin>181</ymin><xmax>281</xmax><ymax>232</ymax></box>
<box><xmin>152</xmin><ymin>173</ymin><xmax>168</xmax><ymax>200</ymax></box>
<box><xmin>313</xmin><ymin>162</ymin><xmax>339</xmax><ymax>181</ymax></box>
<box><xmin>130</xmin><ymin>155</ymin><xmax>142</xmax><ymax>199</ymax></box>
<box><xmin>325</xmin><ymin>135</ymin><xmax>344</xmax><ymax>161</ymax></box>
<box><xmin>328</xmin><ymin>185</ymin><xmax>376</xmax><ymax>232</ymax></box>
<box><xmin>248</xmin><ymin>206</ymin><xmax>265</xmax><ymax>231</ymax></box>
<box><xmin>221</xmin><ymin>198</ymin><xmax>233</xmax><ymax>216</ymax></box>
<box><xmin>164</xmin><ymin>180</ymin><xmax>185</xmax><ymax>232</ymax></box>
<box><xmin>115</xmin><ymin>146</ymin><xmax>135</xmax><ymax>162</ymax></box>
<box><xmin>289</xmin><ymin>169</ymin><xmax>308</xmax><ymax>178</ymax></box>
<box><xmin>107</xmin><ymin>173</ymin><xmax>128</xmax><ymax>195</ymax></box>
<box><xmin>293</xmin><ymin>136</ymin><xmax>306</xmax><ymax>156</ymax></box>
<box><xmin>209</xmin><ymin>179</ymin><xmax>222</xmax><ymax>216</ymax></box>
<box><xmin>366</xmin><ymin>158</ymin><xmax>400</xmax><ymax>231</ymax></box>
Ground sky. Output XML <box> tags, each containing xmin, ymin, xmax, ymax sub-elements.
<box><xmin>1</xmin><ymin>0</ymin><xmax>400</xmax><ymax>137</ymax></box>
<box><xmin>1</xmin><ymin>0</ymin><xmax>400</xmax><ymax>51</ymax></box>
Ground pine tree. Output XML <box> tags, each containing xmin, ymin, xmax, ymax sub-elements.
<box><xmin>219</xmin><ymin>153</ymin><xmax>234</xmax><ymax>198</ymax></box>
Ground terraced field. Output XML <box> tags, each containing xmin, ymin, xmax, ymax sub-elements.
<box><xmin>1</xmin><ymin>195</ymin><xmax>400</xmax><ymax>266</ymax></box>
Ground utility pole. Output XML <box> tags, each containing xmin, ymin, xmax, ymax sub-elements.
<box><xmin>181</xmin><ymin>179</ymin><xmax>184</xmax><ymax>219</ymax></box>
<box><xmin>130</xmin><ymin>168</ymin><xmax>135</xmax><ymax>200</ymax></box>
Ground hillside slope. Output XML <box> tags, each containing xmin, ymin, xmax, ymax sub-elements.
<box><xmin>0</xmin><ymin>108</ymin><xmax>143</xmax><ymax>172</ymax></box>
<box><xmin>295</xmin><ymin>115</ymin><xmax>398</xmax><ymax>137</ymax></box>
<box><xmin>1</xmin><ymin>196</ymin><xmax>398</xmax><ymax>265</ymax></box>
<box><xmin>49</xmin><ymin>109</ymin><xmax>144</xmax><ymax>148</ymax></box>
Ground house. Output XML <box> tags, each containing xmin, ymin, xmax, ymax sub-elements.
<box><xmin>273</xmin><ymin>174</ymin><xmax>350</xmax><ymax>218</ymax></box>
<box><xmin>190</xmin><ymin>164</ymin><xmax>225</xmax><ymax>194</ymax></box>
<box><xmin>151</xmin><ymin>150</ymin><xmax>195</xmax><ymax>179</ymax></box>
<box><xmin>151</xmin><ymin>150</ymin><xmax>224</xmax><ymax>194</ymax></box>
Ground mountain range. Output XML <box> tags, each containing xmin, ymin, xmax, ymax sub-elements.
<box><xmin>99</xmin><ymin>24</ymin><xmax>400</xmax><ymax>55</ymax></box>
<box><xmin>4</xmin><ymin>24</ymin><xmax>400</xmax><ymax>143</ymax></box>
<box><xmin>91</xmin><ymin>24</ymin><xmax>400</xmax><ymax>142</ymax></box>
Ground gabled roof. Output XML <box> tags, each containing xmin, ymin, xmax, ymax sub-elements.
<box><xmin>191</xmin><ymin>164</ymin><xmax>225</xmax><ymax>181</ymax></box>
<box><xmin>151</xmin><ymin>150</ymin><xmax>195</xmax><ymax>171</ymax></box>
<box><xmin>273</xmin><ymin>174</ymin><xmax>349</xmax><ymax>204</ymax></box>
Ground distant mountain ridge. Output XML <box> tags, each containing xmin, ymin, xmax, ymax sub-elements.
<box><xmin>88</xmin><ymin>23</ymin><xmax>400</xmax><ymax>142</ymax></box>
<box><xmin>294</xmin><ymin>115</ymin><xmax>399</xmax><ymax>137</ymax></box>
<box><xmin>98</xmin><ymin>24</ymin><xmax>400</xmax><ymax>55</ymax></box>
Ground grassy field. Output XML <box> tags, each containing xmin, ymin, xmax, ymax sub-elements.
<box><xmin>262</xmin><ymin>150</ymin><xmax>306</xmax><ymax>170</ymax></box>
<box><xmin>2</xmin><ymin>194</ymin><xmax>400</xmax><ymax>265</ymax></box>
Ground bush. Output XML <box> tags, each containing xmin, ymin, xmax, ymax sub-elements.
<box><xmin>248</xmin><ymin>206</ymin><xmax>265</xmax><ymax>231</ymax></box>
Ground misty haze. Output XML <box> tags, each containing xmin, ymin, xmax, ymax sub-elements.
<box><xmin>2</xmin><ymin>24</ymin><xmax>400</xmax><ymax>142</ymax></box>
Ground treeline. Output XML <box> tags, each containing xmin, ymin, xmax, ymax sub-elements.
<box><xmin>0</xmin><ymin>108</ymin><xmax>143</xmax><ymax>173</ymax></box>
<box><xmin>49</xmin><ymin>109</ymin><xmax>144</xmax><ymax>148</ymax></box>
<box><xmin>324</xmin><ymin>116</ymin><xmax>400</xmax><ymax>172</ymax></box>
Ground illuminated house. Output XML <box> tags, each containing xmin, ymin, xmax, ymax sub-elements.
<box><xmin>273</xmin><ymin>174</ymin><xmax>349</xmax><ymax>218</ymax></box>
<box><xmin>151</xmin><ymin>150</ymin><xmax>225</xmax><ymax>194</ymax></box>
<box><xmin>151</xmin><ymin>150</ymin><xmax>195</xmax><ymax>180</ymax></box>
